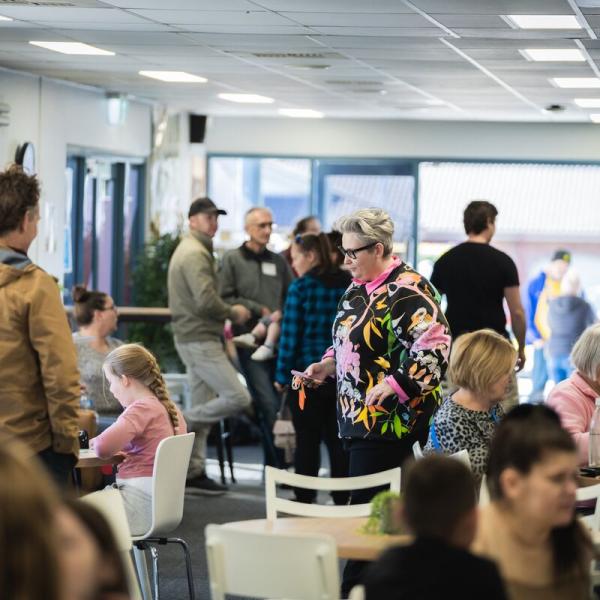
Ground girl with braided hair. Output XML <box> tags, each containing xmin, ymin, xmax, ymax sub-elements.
<box><xmin>91</xmin><ymin>343</ymin><xmax>187</xmax><ymax>535</ymax></box>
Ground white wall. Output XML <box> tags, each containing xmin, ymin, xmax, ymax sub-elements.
<box><xmin>205</xmin><ymin>116</ymin><xmax>600</xmax><ymax>162</ymax></box>
<box><xmin>0</xmin><ymin>69</ymin><xmax>151</xmax><ymax>279</ymax></box>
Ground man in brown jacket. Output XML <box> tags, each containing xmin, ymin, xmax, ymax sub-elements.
<box><xmin>0</xmin><ymin>164</ymin><xmax>80</xmax><ymax>487</ymax></box>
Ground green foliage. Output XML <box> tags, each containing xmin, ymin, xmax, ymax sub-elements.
<box><xmin>127</xmin><ymin>224</ymin><xmax>184</xmax><ymax>372</ymax></box>
<box><xmin>362</xmin><ymin>490</ymin><xmax>402</xmax><ymax>535</ymax></box>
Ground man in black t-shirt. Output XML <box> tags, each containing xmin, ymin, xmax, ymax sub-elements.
<box><xmin>430</xmin><ymin>200</ymin><xmax>526</xmax><ymax>375</ymax></box>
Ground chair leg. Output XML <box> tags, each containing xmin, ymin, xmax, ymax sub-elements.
<box><xmin>167</xmin><ymin>537</ymin><xmax>196</xmax><ymax>600</ymax></box>
<box><xmin>133</xmin><ymin>545</ymin><xmax>153</xmax><ymax>600</ymax></box>
<box><xmin>149</xmin><ymin>545</ymin><xmax>160</xmax><ymax>600</ymax></box>
<box><xmin>216</xmin><ymin>421</ymin><xmax>226</xmax><ymax>484</ymax></box>
<box><xmin>224</xmin><ymin>419</ymin><xmax>236</xmax><ymax>483</ymax></box>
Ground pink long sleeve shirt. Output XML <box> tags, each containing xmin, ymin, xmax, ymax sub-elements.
<box><xmin>546</xmin><ymin>372</ymin><xmax>598</xmax><ymax>465</ymax></box>
<box><xmin>91</xmin><ymin>396</ymin><xmax>187</xmax><ymax>479</ymax></box>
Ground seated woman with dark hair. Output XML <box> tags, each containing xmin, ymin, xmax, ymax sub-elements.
<box><xmin>424</xmin><ymin>329</ymin><xmax>516</xmax><ymax>485</ymax></box>
<box><xmin>473</xmin><ymin>404</ymin><xmax>592</xmax><ymax>600</ymax></box>
<box><xmin>72</xmin><ymin>285</ymin><xmax>123</xmax><ymax>430</ymax></box>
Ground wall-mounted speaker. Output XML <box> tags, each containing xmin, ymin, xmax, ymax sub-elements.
<box><xmin>189</xmin><ymin>114</ymin><xmax>207</xmax><ymax>143</ymax></box>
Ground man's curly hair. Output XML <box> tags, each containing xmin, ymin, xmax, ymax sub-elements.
<box><xmin>0</xmin><ymin>164</ymin><xmax>40</xmax><ymax>236</ymax></box>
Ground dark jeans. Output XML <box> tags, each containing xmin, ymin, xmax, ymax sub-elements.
<box><xmin>288</xmin><ymin>381</ymin><xmax>349</xmax><ymax>505</ymax></box>
<box><xmin>38</xmin><ymin>446</ymin><xmax>77</xmax><ymax>490</ymax></box>
<box><xmin>341</xmin><ymin>436</ymin><xmax>417</xmax><ymax>597</ymax></box>
<box><xmin>237</xmin><ymin>348</ymin><xmax>283</xmax><ymax>468</ymax></box>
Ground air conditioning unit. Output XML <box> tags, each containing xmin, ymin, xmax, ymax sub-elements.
<box><xmin>0</xmin><ymin>103</ymin><xmax>9</xmax><ymax>128</ymax></box>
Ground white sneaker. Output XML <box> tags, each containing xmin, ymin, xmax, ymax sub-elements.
<box><xmin>232</xmin><ymin>333</ymin><xmax>257</xmax><ymax>349</ymax></box>
<box><xmin>251</xmin><ymin>345</ymin><xmax>275</xmax><ymax>361</ymax></box>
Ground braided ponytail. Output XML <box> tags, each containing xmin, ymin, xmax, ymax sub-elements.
<box><xmin>104</xmin><ymin>344</ymin><xmax>180</xmax><ymax>433</ymax></box>
<box><xmin>147</xmin><ymin>362</ymin><xmax>179</xmax><ymax>432</ymax></box>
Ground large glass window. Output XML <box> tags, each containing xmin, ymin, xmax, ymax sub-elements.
<box><xmin>208</xmin><ymin>156</ymin><xmax>311</xmax><ymax>250</ymax></box>
<box><xmin>64</xmin><ymin>156</ymin><xmax>145</xmax><ymax>305</ymax></box>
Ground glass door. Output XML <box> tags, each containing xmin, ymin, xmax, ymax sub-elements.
<box><xmin>315</xmin><ymin>160</ymin><xmax>418</xmax><ymax>264</ymax></box>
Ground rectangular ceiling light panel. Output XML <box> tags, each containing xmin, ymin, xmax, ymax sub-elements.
<box><xmin>506</xmin><ymin>15</ymin><xmax>581</xmax><ymax>29</ymax></box>
<box><xmin>574</xmin><ymin>98</ymin><xmax>600</xmax><ymax>107</ymax></box>
<box><xmin>552</xmin><ymin>77</ymin><xmax>600</xmax><ymax>88</ymax></box>
<box><xmin>520</xmin><ymin>48</ymin><xmax>585</xmax><ymax>62</ymax></box>
<box><xmin>139</xmin><ymin>71</ymin><xmax>207</xmax><ymax>82</ymax></box>
<box><xmin>29</xmin><ymin>41</ymin><xmax>115</xmax><ymax>55</ymax></box>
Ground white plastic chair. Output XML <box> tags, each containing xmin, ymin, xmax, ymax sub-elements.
<box><xmin>412</xmin><ymin>441</ymin><xmax>471</xmax><ymax>469</ymax></box>
<box><xmin>205</xmin><ymin>524</ymin><xmax>339</xmax><ymax>600</ymax></box>
<box><xmin>81</xmin><ymin>488</ymin><xmax>142</xmax><ymax>600</ymax></box>
<box><xmin>265</xmin><ymin>465</ymin><xmax>401</xmax><ymax>520</ymax></box>
<box><xmin>412</xmin><ymin>441</ymin><xmax>424</xmax><ymax>459</ymax></box>
<box><xmin>132</xmin><ymin>432</ymin><xmax>195</xmax><ymax>600</ymax></box>
<box><xmin>348</xmin><ymin>585</ymin><xmax>365</xmax><ymax>600</ymax></box>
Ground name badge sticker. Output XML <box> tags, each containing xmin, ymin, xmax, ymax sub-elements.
<box><xmin>261</xmin><ymin>262</ymin><xmax>277</xmax><ymax>276</ymax></box>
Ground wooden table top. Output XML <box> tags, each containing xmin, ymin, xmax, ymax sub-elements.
<box><xmin>223</xmin><ymin>517</ymin><xmax>410</xmax><ymax>561</ymax></box>
<box><xmin>76</xmin><ymin>449</ymin><xmax>124</xmax><ymax>469</ymax></box>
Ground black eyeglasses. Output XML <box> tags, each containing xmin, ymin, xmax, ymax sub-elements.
<box><xmin>337</xmin><ymin>241</ymin><xmax>378</xmax><ymax>260</ymax></box>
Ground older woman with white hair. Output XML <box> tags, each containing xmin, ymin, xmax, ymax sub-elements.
<box><xmin>547</xmin><ymin>323</ymin><xmax>600</xmax><ymax>464</ymax></box>
<box><xmin>303</xmin><ymin>208</ymin><xmax>451</xmax><ymax>594</ymax></box>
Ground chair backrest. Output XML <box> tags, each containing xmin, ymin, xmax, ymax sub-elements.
<box><xmin>412</xmin><ymin>441</ymin><xmax>424</xmax><ymax>460</ymax></box>
<box><xmin>145</xmin><ymin>432</ymin><xmax>195</xmax><ymax>537</ymax></box>
<box><xmin>412</xmin><ymin>442</ymin><xmax>471</xmax><ymax>469</ymax></box>
<box><xmin>205</xmin><ymin>524</ymin><xmax>339</xmax><ymax>600</ymax></box>
<box><xmin>265</xmin><ymin>466</ymin><xmax>401</xmax><ymax>520</ymax></box>
<box><xmin>576</xmin><ymin>483</ymin><xmax>600</xmax><ymax>531</ymax></box>
<box><xmin>82</xmin><ymin>489</ymin><xmax>142</xmax><ymax>600</ymax></box>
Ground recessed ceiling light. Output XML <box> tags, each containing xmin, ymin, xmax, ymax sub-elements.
<box><xmin>589</xmin><ymin>113</ymin><xmax>600</xmax><ymax>123</ymax></box>
<box><xmin>506</xmin><ymin>15</ymin><xmax>581</xmax><ymax>29</ymax></box>
<box><xmin>218</xmin><ymin>93</ymin><xmax>274</xmax><ymax>104</ymax></box>
<box><xmin>29</xmin><ymin>41</ymin><xmax>114</xmax><ymax>55</ymax></box>
<box><xmin>278</xmin><ymin>108</ymin><xmax>324</xmax><ymax>118</ymax></box>
<box><xmin>139</xmin><ymin>71</ymin><xmax>206</xmax><ymax>83</ymax></box>
<box><xmin>0</xmin><ymin>15</ymin><xmax>13</xmax><ymax>21</ymax></box>
<box><xmin>574</xmin><ymin>98</ymin><xmax>600</xmax><ymax>107</ymax></box>
<box><xmin>520</xmin><ymin>48</ymin><xmax>585</xmax><ymax>62</ymax></box>
<box><xmin>552</xmin><ymin>77</ymin><xmax>600</xmax><ymax>88</ymax></box>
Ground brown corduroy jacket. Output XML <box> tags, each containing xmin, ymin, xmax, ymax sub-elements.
<box><xmin>0</xmin><ymin>245</ymin><xmax>80</xmax><ymax>457</ymax></box>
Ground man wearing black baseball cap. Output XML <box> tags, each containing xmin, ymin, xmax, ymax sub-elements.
<box><xmin>168</xmin><ymin>196</ymin><xmax>251</xmax><ymax>494</ymax></box>
<box><xmin>526</xmin><ymin>248</ymin><xmax>572</xmax><ymax>402</ymax></box>
<box><xmin>188</xmin><ymin>197</ymin><xmax>227</xmax><ymax>218</ymax></box>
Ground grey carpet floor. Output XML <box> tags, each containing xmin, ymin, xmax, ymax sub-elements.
<box><xmin>146</xmin><ymin>443</ymin><xmax>336</xmax><ymax>600</ymax></box>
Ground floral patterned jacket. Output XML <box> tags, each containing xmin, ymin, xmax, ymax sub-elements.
<box><xmin>331</xmin><ymin>257</ymin><xmax>451</xmax><ymax>442</ymax></box>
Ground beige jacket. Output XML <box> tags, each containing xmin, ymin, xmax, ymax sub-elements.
<box><xmin>0</xmin><ymin>245</ymin><xmax>80</xmax><ymax>456</ymax></box>
<box><xmin>167</xmin><ymin>231</ymin><xmax>233</xmax><ymax>344</ymax></box>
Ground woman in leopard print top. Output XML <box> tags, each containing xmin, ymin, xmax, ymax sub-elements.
<box><xmin>424</xmin><ymin>329</ymin><xmax>517</xmax><ymax>485</ymax></box>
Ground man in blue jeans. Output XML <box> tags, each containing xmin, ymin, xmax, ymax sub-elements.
<box><xmin>526</xmin><ymin>249</ymin><xmax>571</xmax><ymax>402</ymax></box>
<box><xmin>220</xmin><ymin>207</ymin><xmax>294</xmax><ymax>467</ymax></box>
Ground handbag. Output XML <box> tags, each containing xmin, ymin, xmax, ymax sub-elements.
<box><xmin>272</xmin><ymin>389</ymin><xmax>296</xmax><ymax>463</ymax></box>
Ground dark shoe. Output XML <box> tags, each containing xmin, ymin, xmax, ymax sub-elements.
<box><xmin>186</xmin><ymin>473</ymin><xmax>228</xmax><ymax>495</ymax></box>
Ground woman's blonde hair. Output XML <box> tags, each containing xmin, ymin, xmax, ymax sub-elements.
<box><xmin>449</xmin><ymin>329</ymin><xmax>517</xmax><ymax>395</ymax></box>
<box><xmin>104</xmin><ymin>344</ymin><xmax>179</xmax><ymax>431</ymax></box>
<box><xmin>333</xmin><ymin>208</ymin><xmax>394</xmax><ymax>257</ymax></box>
<box><xmin>571</xmin><ymin>323</ymin><xmax>600</xmax><ymax>380</ymax></box>
<box><xmin>0</xmin><ymin>434</ymin><xmax>62</xmax><ymax>600</ymax></box>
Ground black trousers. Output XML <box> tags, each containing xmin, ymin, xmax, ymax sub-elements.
<box><xmin>341</xmin><ymin>435</ymin><xmax>419</xmax><ymax>597</ymax></box>
<box><xmin>288</xmin><ymin>381</ymin><xmax>349</xmax><ymax>505</ymax></box>
<box><xmin>38</xmin><ymin>446</ymin><xmax>77</xmax><ymax>490</ymax></box>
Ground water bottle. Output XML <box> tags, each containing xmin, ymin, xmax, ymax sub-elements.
<box><xmin>80</xmin><ymin>393</ymin><xmax>93</xmax><ymax>411</ymax></box>
<box><xmin>588</xmin><ymin>398</ymin><xmax>600</xmax><ymax>466</ymax></box>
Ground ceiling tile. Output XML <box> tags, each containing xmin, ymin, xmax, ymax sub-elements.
<box><xmin>127</xmin><ymin>9</ymin><xmax>292</xmax><ymax>25</ymax></box>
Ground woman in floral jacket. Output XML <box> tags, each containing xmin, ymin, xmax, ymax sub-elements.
<box><xmin>305</xmin><ymin>208</ymin><xmax>451</xmax><ymax>593</ymax></box>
